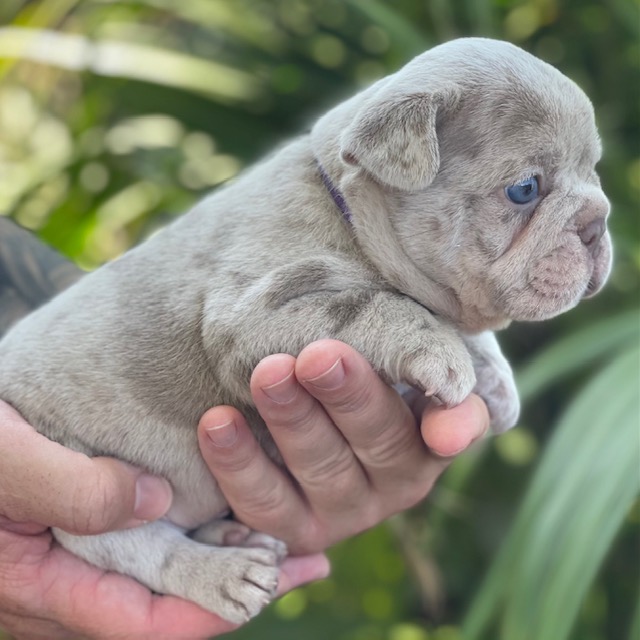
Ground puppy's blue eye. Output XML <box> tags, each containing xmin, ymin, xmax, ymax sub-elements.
<box><xmin>505</xmin><ymin>176</ymin><xmax>540</xmax><ymax>204</ymax></box>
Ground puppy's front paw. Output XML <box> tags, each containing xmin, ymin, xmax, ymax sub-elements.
<box><xmin>403</xmin><ymin>342</ymin><xmax>476</xmax><ymax>408</ymax></box>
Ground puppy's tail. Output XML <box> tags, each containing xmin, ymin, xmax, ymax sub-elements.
<box><xmin>0</xmin><ymin>217</ymin><xmax>82</xmax><ymax>338</ymax></box>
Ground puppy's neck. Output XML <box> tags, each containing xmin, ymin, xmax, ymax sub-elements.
<box><xmin>317</xmin><ymin>163</ymin><xmax>353</xmax><ymax>225</ymax></box>
<box><xmin>342</xmin><ymin>171</ymin><xmax>464</xmax><ymax>322</ymax></box>
<box><xmin>312</xmin><ymin>143</ymin><xmax>464</xmax><ymax>326</ymax></box>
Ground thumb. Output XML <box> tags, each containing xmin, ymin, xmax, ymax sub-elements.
<box><xmin>0</xmin><ymin>401</ymin><xmax>173</xmax><ymax>535</ymax></box>
<box><xmin>421</xmin><ymin>393</ymin><xmax>490</xmax><ymax>461</ymax></box>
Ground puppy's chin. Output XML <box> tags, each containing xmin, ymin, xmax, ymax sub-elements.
<box><xmin>500</xmin><ymin>284</ymin><xmax>584</xmax><ymax>322</ymax></box>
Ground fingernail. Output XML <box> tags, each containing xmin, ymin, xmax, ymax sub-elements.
<box><xmin>305</xmin><ymin>358</ymin><xmax>345</xmax><ymax>390</ymax></box>
<box><xmin>205</xmin><ymin>420</ymin><xmax>239</xmax><ymax>448</ymax></box>
<box><xmin>261</xmin><ymin>370</ymin><xmax>298</xmax><ymax>404</ymax></box>
<box><xmin>134</xmin><ymin>475</ymin><xmax>173</xmax><ymax>521</ymax></box>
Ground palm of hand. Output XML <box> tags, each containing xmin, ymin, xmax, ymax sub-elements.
<box><xmin>0</xmin><ymin>523</ymin><xmax>236</xmax><ymax>639</ymax></box>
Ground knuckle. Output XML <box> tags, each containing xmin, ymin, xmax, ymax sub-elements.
<box><xmin>302</xmin><ymin>447</ymin><xmax>356</xmax><ymax>491</ymax></box>
<box><xmin>273</xmin><ymin>397</ymin><xmax>319</xmax><ymax>433</ymax></box>
<box><xmin>325</xmin><ymin>380</ymin><xmax>371</xmax><ymax>415</ymax></box>
<box><xmin>241</xmin><ymin>482</ymin><xmax>289</xmax><ymax>520</ymax></box>
<box><xmin>211</xmin><ymin>446</ymin><xmax>256</xmax><ymax>474</ymax></box>
<box><xmin>363</xmin><ymin>425</ymin><xmax>420</xmax><ymax>470</ymax></box>
<box><xmin>258</xmin><ymin>389</ymin><xmax>319</xmax><ymax>436</ymax></box>
<box><xmin>290</xmin><ymin>519</ymin><xmax>327</xmax><ymax>555</ymax></box>
<box><xmin>205</xmin><ymin>435</ymin><xmax>263</xmax><ymax>475</ymax></box>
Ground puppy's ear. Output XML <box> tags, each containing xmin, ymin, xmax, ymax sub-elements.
<box><xmin>340</xmin><ymin>93</ymin><xmax>442</xmax><ymax>191</ymax></box>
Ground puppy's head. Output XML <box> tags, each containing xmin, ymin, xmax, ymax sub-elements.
<box><xmin>315</xmin><ymin>38</ymin><xmax>612</xmax><ymax>331</ymax></box>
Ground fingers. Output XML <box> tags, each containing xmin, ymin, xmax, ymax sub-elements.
<box><xmin>0</xmin><ymin>528</ymin><xmax>236</xmax><ymax>639</ymax></box>
<box><xmin>277</xmin><ymin>553</ymin><xmax>331</xmax><ymax>595</ymax></box>
<box><xmin>250</xmin><ymin>353</ymin><xmax>371</xmax><ymax>515</ymax></box>
<box><xmin>197</xmin><ymin>403</ymin><xmax>314</xmax><ymax>542</ymax></box>
<box><xmin>198</xmin><ymin>341</ymin><xmax>491</xmax><ymax>555</ymax></box>
<box><xmin>0</xmin><ymin>401</ymin><xmax>172</xmax><ymax>535</ymax></box>
<box><xmin>294</xmin><ymin>341</ymin><xmax>427</xmax><ymax>492</ymax></box>
<box><xmin>0</xmin><ymin>522</ymin><xmax>328</xmax><ymax>640</ymax></box>
<box><xmin>420</xmin><ymin>393</ymin><xmax>490</xmax><ymax>461</ymax></box>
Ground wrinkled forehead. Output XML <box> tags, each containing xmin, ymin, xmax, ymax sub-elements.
<box><xmin>439</xmin><ymin>76</ymin><xmax>601</xmax><ymax>182</ymax></box>
<box><xmin>492</xmin><ymin>79</ymin><xmax>600</xmax><ymax>164</ymax></box>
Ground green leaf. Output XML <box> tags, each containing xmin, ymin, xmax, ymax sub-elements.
<box><xmin>0</xmin><ymin>27</ymin><xmax>263</xmax><ymax>103</ymax></box>
<box><xmin>630</xmin><ymin>595</ymin><xmax>640</xmax><ymax>640</ymax></box>
<box><xmin>464</xmin><ymin>345</ymin><xmax>640</xmax><ymax>640</ymax></box>
<box><xmin>517</xmin><ymin>308</ymin><xmax>640</xmax><ymax>403</ymax></box>
<box><xmin>347</xmin><ymin>0</ymin><xmax>428</xmax><ymax>59</ymax></box>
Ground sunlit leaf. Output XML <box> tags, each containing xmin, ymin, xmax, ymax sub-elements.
<box><xmin>464</xmin><ymin>346</ymin><xmax>640</xmax><ymax>640</ymax></box>
<box><xmin>0</xmin><ymin>27</ymin><xmax>263</xmax><ymax>103</ymax></box>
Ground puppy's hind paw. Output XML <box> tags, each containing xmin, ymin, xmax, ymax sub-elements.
<box><xmin>184</xmin><ymin>546</ymin><xmax>281</xmax><ymax>624</ymax></box>
<box><xmin>216</xmin><ymin>548</ymin><xmax>281</xmax><ymax>624</ymax></box>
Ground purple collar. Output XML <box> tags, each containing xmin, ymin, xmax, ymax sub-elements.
<box><xmin>318</xmin><ymin>163</ymin><xmax>353</xmax><ymax>225</ymax></box>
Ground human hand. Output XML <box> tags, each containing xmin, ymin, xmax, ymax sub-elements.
<box><xmin>0</xmin><ymin>340</ymin><xmax>486</xmax><ymax>638</ymax></box>
<box><xmin>0</xmin><ymin>401</ymin><xmax>327</xmax><ymax>639</ymax></box>
<box><xmin>197</xmin><ymin>339</ymin><xmax>490</xmax><ymax>555</ymax></box>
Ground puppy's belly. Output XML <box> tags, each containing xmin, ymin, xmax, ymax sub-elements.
<box><xmin>0</xmin><ymin>356</ymin><xmax>230</xmax><ymax>531</ymax></box>
<box><xmin>164</xmin><ymin>453</ymin><xmax>231</xmax><ymax>528</ymax></box>
<box><xmin>0</xmin><ymin>272</ymin><xmax>236</xmax><ymax>530</ymax></box>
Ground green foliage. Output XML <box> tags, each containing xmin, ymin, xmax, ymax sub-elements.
<box><xmin>516</xmin><ymin>309</ymin><xmax>639</xmax><ymax>403</ymax></box>
<box><xmin>465</xmin><ymin>342</ymin><xmax>640</xmax><ymax>640</ymax></box>
<box><xmin>0</xmin><ymin>1</ymin><xmax>638</xmax><ymax>639</ymax></box>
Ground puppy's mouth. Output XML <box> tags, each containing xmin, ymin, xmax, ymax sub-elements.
<box><xmin>495</xmin><ymin>246</ymin><xmax>605</xmax><ymax>322</ymax></box>
<box><xmin>581</xmin><ymin>235</ymin><xmax>612</xmax><ymax>299</ymax></box>
<box><xmin>582</xmin><ymin>266</ymin><xmax>607</xmax><ymax>299</ymax></box>
<box><xmin>583</xmin><ymin>276</ymin><xmax>599</xmax><ymax>298</ymax></box>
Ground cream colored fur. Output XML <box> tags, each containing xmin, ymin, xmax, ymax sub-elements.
<box><xmin>0</xmin><ymin>38</ymin><xmax>611</xmax><ymax>622</ymax></box>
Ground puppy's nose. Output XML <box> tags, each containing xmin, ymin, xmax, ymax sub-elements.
<box><xmin>579</xmin><ymin>218</ymin><xmax>605</xmax><ymax>252</ymax></box>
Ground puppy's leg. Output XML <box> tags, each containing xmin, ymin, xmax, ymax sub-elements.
<box><xmin>462</xmin><ymin>331</ymin><xmax>520</xmax><ymax>433</ymax></box>
<box><xmin>337</xmin><ymin>294</ymin><xmax>476</xmax><ymax>406</ymax></box>
<box><xmin>53</xmin><ymin>521</ymin><xmax>282</xmax><ymax>623</ymax></box>
<box><xmin>220</xmin><ymin>287</ymin><xmax>477</xmax><ymax>407</ymax></box>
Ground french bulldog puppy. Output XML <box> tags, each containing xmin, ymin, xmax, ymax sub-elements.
<box><xmin>0</xmin><ymin>38</ymin><xmax>611</xmax><ymax>623</ymax></box>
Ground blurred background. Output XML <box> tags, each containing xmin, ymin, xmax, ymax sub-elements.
<box><xmin>0</xmin><ymin>1</ymin><xmax>638</xmax><ymax>639</ymax></box>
